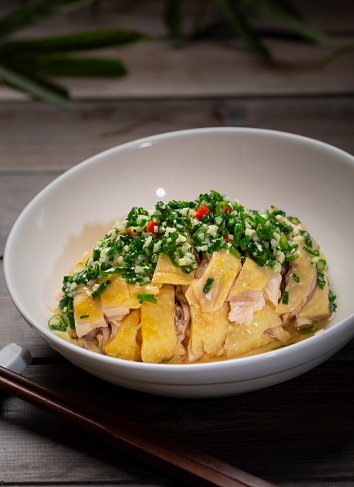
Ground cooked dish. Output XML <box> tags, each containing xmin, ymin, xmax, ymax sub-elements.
<box><xmin>49</xmin><ymin>191</ymin><xmax>336</xmax><ymax>363</ymax></box>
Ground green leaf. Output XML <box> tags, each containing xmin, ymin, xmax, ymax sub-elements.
<box><xmin>0</xmin><ymin>0</ymin><xmax>95</xmax><ymax>41</ymax></box>
<box><xmin>0</xmin><ymin>63</ymin><xmax>70</xmax><ymax>108</ymax></box>
<box><xmin>0</xmin><ymin>28</ymin><xmax>150</xmax><ymax>57</ymax></box>
<box><xmin>7</xmin><ymin>55</ymin><xmax>127</xmax><ymax>77</ymax></box>
<box><xmin>242</xmin><ymin>0</ymin><xmax>335</xmax><ymax>47</ymax></box>
<box><xmin>243</xmin><ymin>0</ymin><xmax>303</xmax><ymax>21</ymax></box>
<box><xmin>215</xmin><ymin>0</ymin><xmax>271</xmax><ymax>59</ymax></box>
<box><xmin>318</xmin><ymin>40</ymin><xmax>354</xmax><ymax>66</ymax></box>
<box><xmin>164</xmin><ymin>0</ymin><xmax>185</xmax><ymax>44</ymax></box>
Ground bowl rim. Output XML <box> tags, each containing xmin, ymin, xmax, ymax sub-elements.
<box><xmin>4</xmin><ymin>126</ymin><xmax>354</xmax><ymax>373</ymax></box>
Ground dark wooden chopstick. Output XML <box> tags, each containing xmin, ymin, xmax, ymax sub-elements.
<box><xmin>0</xmin><ymin>366</ymin><xmax>277</xmax><ymax>487</ymax></box>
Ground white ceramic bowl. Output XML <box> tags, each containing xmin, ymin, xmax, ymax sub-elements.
<box><xmin>4</xmin><ymin>128</ymin><xmax>354</xmax><ymax>398</ymax></box>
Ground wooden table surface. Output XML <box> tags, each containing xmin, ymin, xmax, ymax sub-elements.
<box><xmin>1</xmin><ymin>1</ymin><xmax>354</xmax><ymax>486</ymax></box>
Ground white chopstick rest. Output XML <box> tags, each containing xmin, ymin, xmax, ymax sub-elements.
<box><xmin>0</xmin><ymin>343</ymin><xmax>32</xmax><ymax>373</ymax></box>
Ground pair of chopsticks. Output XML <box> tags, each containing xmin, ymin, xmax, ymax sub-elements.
<box><xmin>0</xmin><ymin>365</ymin><xmax>276</xmax><ymax>487</ymax></box>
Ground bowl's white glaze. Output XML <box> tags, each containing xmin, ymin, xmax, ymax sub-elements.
<box><xmin>4</xmin><ymin>128</ymin><xmax>354</xmax><ymax>397</ymax></box>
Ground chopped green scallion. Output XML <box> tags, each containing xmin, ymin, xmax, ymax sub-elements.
<box><xmin>303</xmin><ymin>247</ymin><xmax>320</xmax><ymax>257</ymax></box>
<box><xmin>137</xmin><ymin>293</ymin><xmax>157</xmax><ymax>304</ymax></box>
<box><xmin>203</xmin><ymin>277</ymin><xmax>214</xmax><ymax>294</ymax></box>
<box><xmin>48</xmin><ymin>314</ymin><xmax>67</xmax><ymax>332</ymax></box>
<box><xmin>92</xmin><ymin>280</ymin><xmax>111</xmax><ymax>299</ymax></box>
<box><xmin>292</xmin><ymin>273</ymin><xmax>300</xmax><ymax>283</ymax></box>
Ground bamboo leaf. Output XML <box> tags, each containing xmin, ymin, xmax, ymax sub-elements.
<box><xmin>0</xmin><ymin>29</ymin><xmax>150</xmax><ymax>57</ymax></box>
<box><xmin>0</xmin><ymin>0</ymin><xmax>95</xmax><ymax>41</ymax></box>
<box><xmin>215</xmin><ymin>0</ymin><xmax>271</xmax><ymax>58</ymax></box>
<box><xmin>164</xmin><ymin>0</ymin><xmax>185</xmax><ymax>44</ymax></box>
<box><xmin>7</xmin><ymin>56</ymin><xmax>127</xmax><ymax>77</ymax></box>
<box><xmin>0</xmin><ymin>63</ymin><xmax>70</xmax><ymax>108</ymax></box>
<box><xmin>242</xmin><ymin>0</ymin><xmax>336</xmax><ymax>47</ymax></box>
<box><xmin>318</xmin><ymin>40</ymin><xmax>354</xmax><ymax>66</ymax></box>
<box><xmin>244</xmin><ymin>0</ymin><xmax>303</xmax><ymax>21</ymax></box>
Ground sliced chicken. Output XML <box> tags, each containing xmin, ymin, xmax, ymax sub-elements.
<box><xmin>224</xmin><ymin>305</ymin><xmax>283</xmax><ymax>358</ymax></box>
<box><xmin>127</xmin><ymin>282</ymin><xmax>161</xmax><ymax>309</ymax></box>
<box><xmin>73</xmin><ymin>283</ymin><xmax>107</xmax><ymax>338</ymax></box>
<box><xmin>263</xmin><ymin>325</ymin><xmax>291</xmax><ymax>343</ymax></box>
<box><xmin>175</xmin><ymin>285</ymin><xmax>191</xmax><ymax>343</ymax></box>
<box><xmin>227</xmin><ymin>258</ymin><xmax>281</xmax><ymax>326</ymax></box>
<box><xmin>174</xmin><ymin>303</ymin><xmax>190</xmax><ymax>343</ymax></box>
<box><xmin>97</xmin><ymin>326</ymin><xmax>112</xmax><ymax>350</ymax></box>
<box><xmin>294</xmin><ymin>277</ymin><xmax>330</xmax><ymax>328</ymax></box>
<box><xmin>188</xmin><ymin>302</ymin><xmax>229</xmax><ymax>362</ymax></box>
<box><xmin>99</xmin><ymin>274</ymin><xmax>132</xmax><ymax>322</ymax></box>
<box><xmin>276</xmin><ymin>240</ymin><xmax>317</xmax><ymax>323</ymax></box>
<box><xmin>140</xmin><ymin>284</ymin><xmax>181</xmax><ymax>363</ymax></box>
<box><xmin>105</xmin><ymin>308</ymin><xmax>141</xmax><ymax>361</ymax></box>
<box><xmin>77</xmin><ymin>337</ymin><xmax>102</xmax><ymax>354</ymax></box>
<box><xmin>185</xmin><ymin>249</ymin><xmax>242</xmax><ymax>313</ymax></box>
<box><xmin>152</xmin><ymin>254</ymin><xmax>196</xmax><ymax>285</ymax></box>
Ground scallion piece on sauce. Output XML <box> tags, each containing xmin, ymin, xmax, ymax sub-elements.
<box><xmin>282</xmin><ymin>290</ymin><xmax>289</xmax><ymax>305</ymax></box>
<box><xmin>80</xmin><ymin>313</ymin><xmax>89</xmax><ymax>319</ymax></box>
<box><xmin>292</xmin><ymin>273</ymin><xmax>300</xmax><ymax>283</ymax></box>
<box><xmin>316</xmin><ymin>272</ymin><xmax>326</xmax><ymax>289</ymax></box>
<box><xmin>92</xmin><ymin>280</ymin><xmax>111</xmax><ymax>300</ymax></box>
<box><xmin>48</xmin><ymin>314</ymin><xmax>67</xmax><ymax>332</ymax></box>
<box><xmin>203</xmin><ymin>277</ymin><xmax>214</xmax><ymax>294</ymax></box>
<box><xmin>303</xmin><ymin>247</ymin><xmax>320</xmax><ymax>257</ymax></box>
<box><xmin>137</xmin><ymin>293</ymin><xmax>157</xmax><ymax>304</ymax></box>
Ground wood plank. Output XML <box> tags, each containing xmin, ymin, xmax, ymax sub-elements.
<box><xmin>0</xmin><ymin>172</ymin><xmax>61</xmax><ymax>255</ymax></box>
<box><xmin>1</xmin><ymin>37</ymin><xmax>353</xmax><ymax>101</ymax></box>
<box><xmin>1</xmin><ymin>359</ymin><xmax>354</xmax><ymax>485</ymax></box>
<box><xmin>1</xmin><ymin>0</ymin><xmax>354</xmax><ymax>37</ymax></box>
<box><xmin>1</xmin><ymin>97</ymin><xmax>353</xmax><ymax>171</ymax></box>
<box><xmin>0</xmin><ymin>1</ymin><xmax>353</xmax><ymax>101</ymax></box>
<box><xmin>1</xmin><ymin>0</ymin><xmax>353</xmax><ymax>37</ymax></box>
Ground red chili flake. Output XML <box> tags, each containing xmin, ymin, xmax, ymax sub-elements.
<box><xmin>146</xmin><ymin>221</ymin><xmax>158</xmax><ymax>233</ymax></box>
<box><xmin>195</xmin><ymin>204</ymin><xmax>210</xmax><ymax>220</ymax></box>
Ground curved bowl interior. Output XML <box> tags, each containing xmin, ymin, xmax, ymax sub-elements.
<box><xmin>4</xmin><ymin>128</ymin><xmax>354</xmax><ymax>397</ymax></box>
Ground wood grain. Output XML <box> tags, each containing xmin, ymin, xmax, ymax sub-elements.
<box><xmin>1</xmin><ymin>358</ymin><xmax>354</xmax><ymax>485</ymax></box>
<box><xmin>0</xmin><ymin>1</ymin><xmax>353</xmax><ymax>102</ymax></box>
<box><xmin>1</xmin><ymin>38</ymin><xmax>353</xmax><ymax>101</ymax></box>
<box><xmin>1</xmin><ymin>97</ymin><xmax>354</xmax><ymax>172</ymax></box>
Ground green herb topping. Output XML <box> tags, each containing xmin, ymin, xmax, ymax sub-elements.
<box><xmin>92</xmin><ymin>280</ymin><xmax>111</xmax><ymax>300</ymax></box>
<box><xmin>137</xmin><ymin>294</ymin><xmax>157</xmax><ymax>304</ymax></box>
<box><xmin>48</xmin><ymin>314</ymin><xmax>67</xmax><ymax>332</ymax></box>
<box><xmin>56</xmin><ymin>190</ymin><xmax>335</xmax><ymax>321</ymax></box>
<box><xmin>292</xmin><ymin>273</ymin><xmax>300</xmax><ymax>283</ymax></box>
<box><xmin>203</xmin><ymin>277</ymin><xmax>214</xmax><ymax>294</ymax></box>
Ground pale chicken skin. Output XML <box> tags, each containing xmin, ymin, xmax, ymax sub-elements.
<box><xmin>227</xmin><ymin>258</ymin><xmax>281</xmax><ymax>326</ymax></box>
<box><xmin>51</xmin><ymin>191</ymin><xmax>335</xmax><ymax>363</ymax></box>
